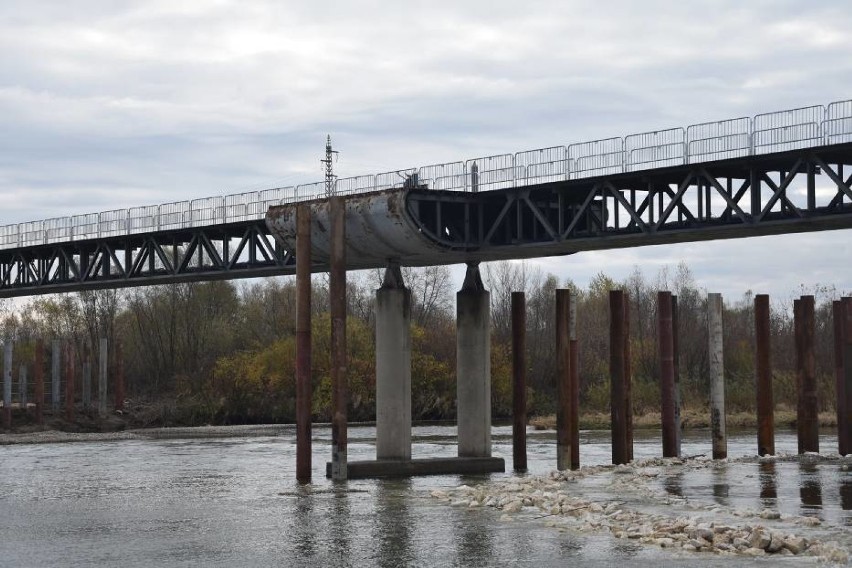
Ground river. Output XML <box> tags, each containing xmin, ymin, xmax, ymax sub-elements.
<box><xmin>1</xmin><ymin>425</ymin><xmax>849</xmax><ymax>567</ymax></box>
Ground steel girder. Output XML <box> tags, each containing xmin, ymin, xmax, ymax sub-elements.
<box><xmin>406</xmin><ymin>144</ymin><xmax>852</xmax><ymax>254</ymax></box>
<box><xmin>0</xmin><ymin>221</ymin><xmax>292</xmax><ymax>298</ymax></box>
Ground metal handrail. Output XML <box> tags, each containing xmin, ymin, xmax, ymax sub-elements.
<box><xmin>2</xmin><ymin>98</ymin><xmax>850</xmax><ymax>250</ymax></box>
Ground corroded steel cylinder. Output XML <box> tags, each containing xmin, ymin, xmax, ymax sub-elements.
<box><xmin>296</xmin><ymin>205</ymin><xmax>313</xmax><ymax>483</ymax></box>
<box><xmin>658</xmin><ymin>291</ymin><xmax>677</xmax><ymax>458</ymax></box>
<box><xmin>329</xmin><ymin>197</ymin><xmax>348</xmax><ymax>481</ymax></box>
<box><xmin>795</xmin><ymin>296</ymin><xmax>819</xmax><ymax>454</ymax></box>
<box><xmin>512</xmin><ymin>291</ymin><xmax>527</xmax><ymax>472</ymax></box>
<box><xmin>35</xmin><ymin>339</ymin><xmax>44</xmax><ymax>425</ymax></box>
<box><xmin>708</xmin><ymin>293</ymin><xmax>726</xmax><ymax>460</ymax></box>
<box><xmin>610</xmin><ymin>290</ymin><xmax>627</xmax><ymax>465</ymax></box>
<box><xmin>754</xmin><ymin>294</ymin><xmax>774</xmax><ymax>456</ymax></box>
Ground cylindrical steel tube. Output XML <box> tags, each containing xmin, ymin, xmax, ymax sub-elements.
<box><xmin>843</xmin><ymin>297</ymin><xmax>852</xmax><ymax>457</ymax></box>
<box><xmin>65</xmin><ymin>342</ymin><xmax>75</xmax><ymax>423</ymax></box>
<box><xmin>556</xmin><ymin>289</ymin><xmax>570</xmax><ymax>470</ymax></box>
<box><xmin>329</xmin><ymin>197</ymin><xmax>348</xmax><ymax>481</ymax></box>
<box><xmin>35</xmin><ymin>339</ymin><xmax>44</xmax><ymax>425</ymax></box>
<box><xmin>755</xmin><ymin>294</ymin><xmax>774</xmax><ymax>456</ymax></box>
<box><xmin>296</xmin><ymin>205</ymin><xmax>313</xmax><ymax>483</ymax></box>
<box><xmin>511</xmin><ymin>291</ymin><xmax>527</xmax><ymax>472</ymax></box>
<box><xmin>708</xmin><ymin>293</ymin><xmax>726</xmax><ymax>460</ymax></box>
<box><xmin>624</xmin><ymin>293</ymin><xmax>633</xmax><ymax>462</ymax></box>
<box><xmin>658</xmin><ymin>291</ymin><xmax>677</xmax><ymax>457</ymax></box>
<box><xmin>795</xmin><ymin>296</ymin><xmax>819</xmax><ymax>454</ymax></box>
<box><xmin>569</xmin><ymin>294</ymin><xmax>579</xmax><ymax>470</ymax></box>
<box><xmin>610</xmin><ymin>290</ymin><xmax>627</xmax><ymax>465</ymax></box>
<box><xmin>672</xmin><ymin>295</ymin><xmax>681</xmax><ymax>455</ymax></box>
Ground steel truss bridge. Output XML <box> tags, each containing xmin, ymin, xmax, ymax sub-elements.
<box><xmin>1</xmin><ymin>100</ymin><xmax>851</xmax><ymax>297</ymax></box>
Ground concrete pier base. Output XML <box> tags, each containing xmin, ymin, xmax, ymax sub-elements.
<box><xmin>457</xmin><ymin>263</ymin><xmax>491</xmax><ymax>458</ymax></box>
<box><xmin>375</xmin><ymin>264</ymin><xmax>412</xmax><ymax>460</ymax></box>
<box><xmin>327</xmin><ymin>457</ymin><xmax>505</xmax><ymax>479</ymax></box>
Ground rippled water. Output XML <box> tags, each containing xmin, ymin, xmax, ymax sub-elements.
<box><xmin>1</xmin><ymin>426</ymin><xmax>849</xmax><ymax>567</ymax></box>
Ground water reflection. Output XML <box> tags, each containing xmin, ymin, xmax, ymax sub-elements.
<box><xmin>331</xmin><ymin>485</ymin><xmax>353</xmax><ymax>567</ymax></box>
<box><xmin>712</xmin><ymin>465</ymin><xmax>729</xmax><ymax>505</ymax></box>
<box><xmin>798</xmin><ymin>462</ymin><xmax>823</xmax><ymax>516</ymax></box>
<box><xmin>375</xmin><ymin>479</ymin><xmax>412</xmax><ymax>568</ymax></box>
<box><xmin>662</xmin><ymin>469</ymin><xmax>684</xmax><ymax>497</ymax></box>
<box><xmin>292</xmin><ymin>487</ymin><xmax>317</xmax><ymax>561</ymax></box>
<box><xmin>840</xmin><ymin>468</ymin><xmax>852</xmax><ymax>520</ymax></box>
<box><xmin>452</xmin><ymin>477</ymin><xmax>494</xmax><ymax>567</ymax></box>
<box><xmin>758</xmin><ymin>462</ymin><xmax>777</xmax><ymax>507</ymax></box>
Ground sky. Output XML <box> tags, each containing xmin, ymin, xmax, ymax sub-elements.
<box><xmin>1</xmin><ymin>0</ymin><xmax>851</xmax><ymax>303</ymax></box>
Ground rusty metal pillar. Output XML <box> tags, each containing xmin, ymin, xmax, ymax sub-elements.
<box><xmin>2</xmin><ymin>342</ymin><xmax>10</xmax><ymax>429</ymax></box>
<box><xmin>835</xmin><ymin>300</ymin><xmax>850</xmax><ymax>456</ymax></box>
<box><xmin>610</xmin><ymin>290</ymin><xmax>627</xmax><ymax>465</ymax></box>
<box><xmin>624</xmin><ymin>293</ymin><xmax>633</xmax><ymax>462</ymax></box>
<box><xmin>672</xmin><ymin>295</ymin><xmax>681</xmax><ymax>454</ymax></box>
<box><xmin>708</xmin><ymin>293</ymin><xmax>726</xmax><ymax>460</ymax></box>
<box><xmin>795</xmin><ymin>296</ymin><xmax>819</xmax><ymax>454</ymax></box>
<box><xmin>65</xmin><ymin>342</ymin><xmax>75</xmax><ymax>423</ymax></box>
<box><xmin>842</xmin><ymin>297</ymin><xmax>852</xmax><ymax>457</ymax></box>
<box><xmin>569</xmin><ymin>294</ymin><xmax>579</xmax><ymax>470</ymax></box>
<box><xmin>512</xmin><ymin>291</ymin><xmax>527</xmax><ymax>472</ymax></box>
<box><xmin>114</xmin><ymin>340</ymin><xmax>125</xmax><ymax>412</ymax></box>
<box><xmin>658</xmin><ymin>291</ymin><xmax>677</xmax><ymax>457</ymax></box>
<box><xmin>754</xmin><ymin>294</ymin><xmax>774</xmax><ymax>456</ymax></box>
<box><xmin>35</xmin><ymin>339</ymin><xmax>44</xmax><ymax>425</ymax></box>
<box><xmin>296</xmin><ymin>204</ymin><xmax>313</xmax><ymax>483</ymax></box>
<box><xmin>329</xmin><ymin>196</ymin><xmax>348</xmax><ymax>481</ymax></box>
<box><xmin>556</xmin><ymin>289</ymin><xmax>570</xmax><ymax>470</ymax></box>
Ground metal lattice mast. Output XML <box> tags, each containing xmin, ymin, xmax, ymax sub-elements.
<box><xmin>321</xmin><ymin>135</ymin><xmax>338</xmax><ymax>197</ymax></box>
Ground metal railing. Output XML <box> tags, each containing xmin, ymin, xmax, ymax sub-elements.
<box><xmin>2</xmin><ymin>98</ymin><xmax>851</xmax><ymax>251</ymax></box>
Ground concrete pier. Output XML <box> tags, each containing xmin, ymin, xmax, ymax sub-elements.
<box><xmin>658</xmin><ymin>291</ymin><xmax>678</xmax><ymax>458</ymax></box>
<box><xmin>99</xmin><ymin>338</ymin><xmax>108</xmax><ymax>416</ymax></box>
<box><xmin>795</xmin><ymin>296</ymin><xmax>819</xmax><ymax>454</ymax></box>
<box><xmin>457</xmin><ymin>262</ymin><xmax>491</xmax><ymax>458</ymax></box>
<box><xmin>512</xmin><ymin>291</ymin><xmax>527</xmax><ymax>472</ymax></box>
<box><xmin>375</xmin><ymin>264</ymin><xmax>412</xmax><ymax>461</ymax></box>
<box><xmin>755</xmin><ymin>294</ymin><xmax>774</xmax><ymax>456</ymax></box>
<box><xmin>708</xmin><ymin>293</ymin><xmax>727</xmax><ymax>460</ymax></box>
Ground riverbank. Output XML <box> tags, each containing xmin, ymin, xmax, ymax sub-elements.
<box><xmin>530</xmin><ymin>408</ymin><xmax>839</xmax><ymax>431</ymax></box>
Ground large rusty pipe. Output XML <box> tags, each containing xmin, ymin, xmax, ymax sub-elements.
<box><xmin>836</xmin><ymin>300</ymin><xmax>850</xmax><ymax>456</ymax></box>
<box><xmin>296</xmin><ymin>205</ymin><xmax>313</xmax><ymax>483</ymax></box>
<box><xmin>329</xmin><ymin>197</ymin><xmax>348</xmax><ymax>481</ymax></box>
<box><xmin>556</xmin><ymin>289</ymin><xmax>570</xmax><ymax>470</ymax></box>
<box><xmin>35</xmin><ymin>339</ymin><xmax>44</xmax><ymax>425</ymax></box>
<box><xmin>610</xmin><ymin>290</ymin><xmax>627</xmax><ymax>465</ymax></box>
<box><xmin>708</xmin><ymin>293</ymin><xmax>726</xmax><ymax>460</ymax></box>
<box><xmin>754</xmin><ymin>294</ymin><xmax>774</xmax><ymax>456</ymax></box>
<box><xmin>658</xmin><ymin>291</ymin><xmax>677</xmax><ymax>457</ymax></box>
<box><xmin>843</xmin><ymin>297</ymin><xmax>852</xmax><ymax>457</ymax></box>
<box><xmin>795</xmin><ymin>296</ymin><xmax>819</xmax><ymax>454</ymax></box>
<box><xmin>624</xmin><ymin>293</ymin><xmax>633</xmax><ymax>462</ymax></box>
<box><xmin>672</xmin><ymin>295</ymin><xmax>681</xmax><ymax>455</ymax></box>
<box><xmin>511</xmin><ymin>291</ymin><xmax>527</xmax><ymax>472</ymax></box>
<box><xmin>569</xmin><ymin>294</ymin><xmax>579</xmax><ymax>470</ymax></box>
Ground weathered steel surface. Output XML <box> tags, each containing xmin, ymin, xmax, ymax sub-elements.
<box><xmin>834</xmin><ymin>301</ymin><xmax>848</xmax><ymax>456</ymax></box>
<box><xmin>569</xmin><ymin>294</ymin><xmax>579</xmax><ymax>470</ymax></box>
<box><xmin>672</xmin><ymin>295</ymin><xmax>681</xmax><ymax>455</ymax></box>
<box><xmin>754</xmin><ymin>294</ymin><xmax>775</xmax><ymax>456</ymax></box>
<box><xmin>610</xmin><ymin>290</ymin><xmax>628</xmax><ymax>465</ymax></box>
<box><xmin>556</xmin><ymin>289</ymin><xmax>570</xmax><ymax>470</ymax></box>
<box><xmin>658</xmin><ymin>291</ymin><xmax>678</xmax><ymax>458</ymax></box>
<box><xmin>329</xmin><ymin>197</ymin><xmax>348</xmax><ymax>481</ymax></box>
<box><xmin>795</xmin><ymin>297</ymin><xmax>819</xmax><ymax>454</ymax></box>
<box><xmin>708</xmin><ymin>293</ymin><xmax>726</xmax><ymax>460</ymax></box>
<box><xmin>624</xmin><ymin>294</ymin><xmax>633</xmax><ymax>462</ymax></box>
<box><xmin>843</xmin><ymin>298</ymin><xmax>852</xmax><ymax>457</ymax></box>
<box><xmin>295</xmin><ymin>205</ymin><xmax>313</xmax><ymax>483</ymax></box>
<box><xmin>511</xmin><ymin>291</ymin><xmax>527</xmax><ymax>473</ymax></box>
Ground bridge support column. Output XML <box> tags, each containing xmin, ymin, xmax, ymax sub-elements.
<box><xmin>295</xmin><ymin>204</ymin><xmax>313</xmax><ymax>483</ymax></box>
<box><xmin>672</xmin><ymin>296</ymin><xmax>682</xmax><ymax>455</ymax></box>
<box><xmin>610</xmin><ymin>291</ymin><xmax>631</xmax><ymax>464</ymax></box>
<box><xmin>51</xmin><ymin>340</ymin><xmax>60</xmax><ymax>411</ymax></box>
<box><xmin>795</xmin><ymin>296</ymin><xmax>819</xmax><ymax>454</ymax></box>
<box><xmin>329</xmin><ymin>196</ymin><xmax>348</xmax><ymax>481</ymax></box>
<box><xmin>557</xmin><ymin>289</ymin><xmax>579</xmax><ymax>470</ymax></box>
<box><xmin>512</xmin><ymin>291</ymin><xmax>527</xmax><ymax>472</ymax></box>
<box><xmin>755</xmin><ymin>294</ymin><xmax>775</xmax><ymax>456</ymax></box>
<box><xmin>836</xmin><ymin>297</ymin><xmax>852</xmax><ymax>457</ymax></box>
<box><xmin>99</xmin><ymin>338</ymin><xmax>108</xmax><ymax>416</ymax></box>
<box><xmin>65</xmin><ymin>342</ymin><xmax>75</xmax><ymax>423</ymax></box>
<box><xmin>375</xmin><ymin>264</ymin><xmax>412</xmax><ymax>461</ymax></box>
<box><xmin>457</xmin><ymin>263</ymin><xmax>491</xmax><ymax>458</ymax></box>
<box><xmin>82</xmin><ymin>344</ymin><xmax>91</xmax><ymax>409</ymax></box>
<box><xmin>708</xmin><ymin>293</ymin><xmax>726</xmax><ymax>460</ymax></box>
<box><xmin>35</xmin><ymin>339</ymin><xmax>44</xmax><ymax>425</ymax></box>
<box><xmin>114</xmin><ymin>340</ymin><xmax>125</xmax><ymax>412</ymax></box>
<box><xmin>658</xmin><ymin>291</ymin><xmax>678</xmax><ymax>458</ymax></box>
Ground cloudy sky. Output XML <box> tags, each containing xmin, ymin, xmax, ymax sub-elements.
<box><xmin>1</xmin><ymin>0</ymin><xmax>850</xmax><ymax>302</ymax></box>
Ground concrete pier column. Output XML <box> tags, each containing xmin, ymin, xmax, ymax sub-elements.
<box><xmin>295</xmin><ymin>205</ymin><xmax>313</xmax><ymax>483</ymax></box>
<box><xmin>658</xmin><ymin>291</ymin><xmax>678</xmax><ymax>458</ymax></box>
<box><xmin>51</xmin><ymin>340</ymin><xmax>60</xmax><ymax>411</ymax></box>
<box><xmin>375</xmin><ymin>264</ymin><xmax>412</xmax><ymax>461</ymax></box>
<box><xmin>795</xmin><ymin>296</ymin><xmax>819</xmax><ymax>454</ymax></box>
<box><xmin>2</xmin><ymin>343</ymin><xmax>11</xmax><ymax>429</ymax></box>
<box><xmin>755</xmin><ymin>294</ymin><xmax>775</xmax><ymax>456</ymax></box>
<box><xmin>708</xmin><ymin>293</ymin><xmax>726</xmax><ymax>460</ymax></box>
<box><xmin>35</xmin><ymin>339</ymin><xmax>44</xmax><ymax>424</ymax></box>
<box><xmin>512</xmin><ymin>291</ymin><xmax>527</xmax><ymax>472</ymax></box>
<box><xmin>99</xmin><ymin>338</ymin><xmax>108</xmax><ymax>416</ymax></box>
<box><xmin>329</xmin><ymin>196</ymin><xmax>348</xmax><ymax>480</ymax></box>
<box><xmin>457</xmin><ymin>262</ymin><xmax>491</xmax><ymax>458</ymax></box>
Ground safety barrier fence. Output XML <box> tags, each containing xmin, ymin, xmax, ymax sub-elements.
<box><xmin>1</xmin><ymin>99</ymin><xmax>850</xmax><ymax>250</ymax></box>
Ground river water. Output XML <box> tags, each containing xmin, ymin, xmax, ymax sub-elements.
<box><xmin>1</xmin><ymin>425</ymin><xmax>849</xmax><ymax>567</ymax></box>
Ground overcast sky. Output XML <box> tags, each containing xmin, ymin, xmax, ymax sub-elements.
<box><xmin>1</xmin><ymin>1</ymin><xmax>850</xmax><ymax>303</ymax></box>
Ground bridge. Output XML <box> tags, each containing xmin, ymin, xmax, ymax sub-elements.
<box><xmin>0</xmin><ymin>99</ymin><xmax>850</xmax><ymax>297</ymax></box>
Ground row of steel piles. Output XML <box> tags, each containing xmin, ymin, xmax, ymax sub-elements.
<box><xmin>1</xmin><ymin>339</ymin><xmax>125</xmax><ymax>429</ymax></box>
